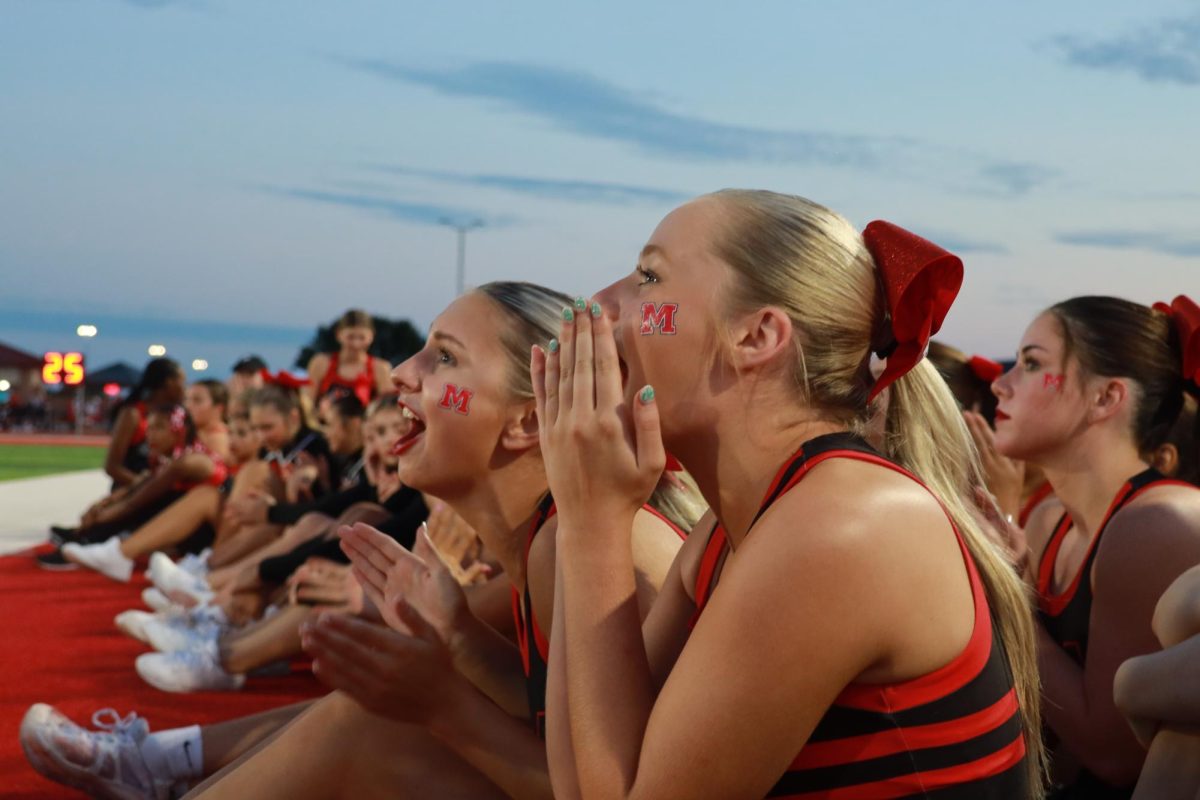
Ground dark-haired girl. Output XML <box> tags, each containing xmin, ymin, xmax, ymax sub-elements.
<box><xmin>992</xmin><ymin>295</ymin><xmax>1200</xmax><ymax>798</ymax></box>
<box><xmin>106</xmin><ymin>358</ymin><xmax>186</xmax><ymax>487</ymax></box>
<box><xmin>187</xmin><ymin>379</ymin><xmax>231</xmax><ymax>462</ymax></box>
<box><xmin>63</xmin><ymin>405</ymin><xmax>226</xmax><ymax>581</ymax></box>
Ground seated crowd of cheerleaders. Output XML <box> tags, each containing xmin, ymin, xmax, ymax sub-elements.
<box><xmin>16</xmin><ymin>191</ymin><xmax>1200</xmax><ymax>800</ymax></box>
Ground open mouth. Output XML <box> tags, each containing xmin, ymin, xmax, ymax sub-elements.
<box><xmin>392</xmin><ymin>401</ymin><xmax>426</xmax><ymax>456</ymax></box>
<box><xmin>995</xmin><ymin>410</ymin><xmax>1011</xmax><ymax>423</ymax></box>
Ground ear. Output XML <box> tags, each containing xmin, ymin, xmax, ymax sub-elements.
<box><xmin>500</xmin><ymin>400</ymin><xmax>540</xmax><ymax>452</ymax></box>
<box><xmin>1151</xmin><ymin>443</ymin><xmax>1180</xmax><ymax>477</ymax></box>
<box><xmin>728</xmin><ymin>306</ymin><xmax>794</xmax><ymax>372</ymax></box>
<box><xmin>1087</xmin><ymin>377</ymin><xmax>1131</xmax><ymax>426</ymax></box>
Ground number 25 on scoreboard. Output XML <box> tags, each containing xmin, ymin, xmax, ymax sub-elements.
<box><xmin>43</xmin><ymin>352</ymin><xmax>85</xmax><ymax>386</ymax></box>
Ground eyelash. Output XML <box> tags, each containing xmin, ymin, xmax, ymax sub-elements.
<box><xmin>437</xmin><ymin>348</ymin><xmax>456</xmax><ymax>366</ymax></box>
<box><xmin>636</xmin><ymin>266</ymin><xmax>659</xmax><ymax>285</ymax></box>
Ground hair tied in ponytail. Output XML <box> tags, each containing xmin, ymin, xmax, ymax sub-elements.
<box><xmin>967</xmin><ymin>355</ymin><xmax>1004</xmax><ymax>383</ymax></box>
<box><xmin>862</xmin><ymin>221</ymin><xmax>964</xmax><ymax>401</ymax></box>
<box><xmin>259</xmin><ymin>368</ymin><xmax>311</xmax><ymax>391</ymax></box>
<box><xmin>1153</xmin><ymin>295</ymin><xmax>1200</xmax><ymax>391</ymax></box>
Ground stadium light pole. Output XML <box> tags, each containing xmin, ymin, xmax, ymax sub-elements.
<box><xmin>438</xmin><ymin>218</ymin><xmax>485</xmax><ymax>297</ymax></box>
<box><xmin>75</xmin><ymin>324</ymin><xmax>98</xmax><ymax>435</ymax></box>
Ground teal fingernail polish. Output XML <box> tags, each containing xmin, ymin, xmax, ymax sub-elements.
<box><xmin>574</xmin><ymin>296</ymin><xmax>587</xmax><ymax>311</ymax></box>
<box><xmin>548</xmin><ymin>338</ymin><xmax>559</xmax><ymax>353</ymax></box>
<box><xmin>639</xmin><ymin>385</ymin><xmax>655</xmax><ymax>404</ymax></box>
<box><xmin>591</xmin><ymin>301</ymin><xmax>601</xmax><ymax>318</ymax></box>
<box><xmin>562</xmin><ymin>306</ymin><xmax>574</xmax><ymax>322</ymax></box>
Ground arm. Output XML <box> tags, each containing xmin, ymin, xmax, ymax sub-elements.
<box><xmin>303</xmin><ymin>354</ymin><xmax>329</xmax><ymax>405</ymax></box>
<box><xmin>304</xmin><ymin>610</ymin><xmax>554</xmax><ymax>800</ymax></box>
<box><xmin>1114</xmin><ymin>634</ymin><xmax>1200</xmax><ymax>734</ymax></box>
<box><xmin>1039</xmin><ymin>503</ymin><xmax>1200</xmax><ymax>786</ymax></box>
<box><xmin>373</xmin><ymin>358</ymin><xmax>394</xmax><ymax>397</ymax></box>
<box><xmin>105</xmin><ymin>453</ymin><xmax>214</xmax><ymax>521</ymax></box>
<box><xmin>104</xmin><ymin>407</ymin><xmax>141</xmax><ymax>486</ymax></box>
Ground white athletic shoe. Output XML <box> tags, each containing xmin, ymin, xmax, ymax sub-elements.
<box><xmin>62</xmin><ymin>538</ymin><xmax>134</xmax><ymax>583</ymax></box>
<box><xmin>114</xmin><ymin>610</ymin><xmax>161</xmax><ymax>644</ymax></box>
<box><xmin>19</xmin><ymin>704</ymin><xmax>172</xmax><ymax>800</ymax></box>
<box><xmin>141</xmin><ymin>588</ymin><xmax>173</xmax><ymax>613</ymax></box>
<box><xmin>135</xmin><ymin>648</ymin><xmax>245</xmax><ymax>693</ymax></box>
<box><xmin>176</xmin><ymin>548</ymin><xmax>211</xmax><ymax>578</ymax></box>
<box><xmin>147</xmin><ymin>553</ymin><xmax>213</xmax><ymax>607</ymax></box>
<box><xmin>142</xmin><ymin>615</ymin><xmax>225</xmax><ymax>654</ymax></box>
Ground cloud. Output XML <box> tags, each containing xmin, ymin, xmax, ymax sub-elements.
<box><xmin>1055</xmin><ymin>229</ymin><xmax>1200</xmax><ymax>258</ymax></box>
<box><xmin>260</xmin><ymin>185</ymin><xmax>509</xmax><ymax>227</ymax></box>
<box><xmin>1048</xmin><ymin>13</ymin><xmax>1200</xmax><ymax>85</ymax></box>
<box><xmin>908</xmin><ymin>228</ymin><xmax>1009</xmax><ymax>255</ymax></box>
<box><xmin>371</xmin><ymin>165</ymin><xmax>692</xmax><ymax>206</ymax></box>
<box><xmin>332</xmin><ymin>58</ymin><xmax>1055</xmax><ymax>196</ymax></box>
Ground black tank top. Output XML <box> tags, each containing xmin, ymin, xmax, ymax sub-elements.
<box><xmin>1036</xmin><ymin>467</ymin><xmax>1195</xmax><ymax>799</ymax></box>
<box><xmin>691</xmin><ymin>432</ymin><xmax>1030</xmax><ymax>798</ymax></box>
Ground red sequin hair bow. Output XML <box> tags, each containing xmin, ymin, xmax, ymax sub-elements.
<box><xmin>968</xmin><ymin>355</ymin><xmax>1004</xmax><ymax>383</ymax></box>
<box><xmin>259</xmin><ymin>368</ymin><xmax>311</xmax><ymax>390</ymax></box>
<box><xmin>1152</xmin><ymin>295</ymin><xmax>1200</xmax><ymax>390</ymax></box>
<box><xmin>862</xmin><ymin>221</ymin><xmax>964</xmax><ymax>402</ymax></box>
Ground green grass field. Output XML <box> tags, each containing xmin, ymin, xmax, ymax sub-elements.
<box><xmin>0</xmin><ymin>444</ymin><xmax>105</xmax><ymax>482</ymax></box>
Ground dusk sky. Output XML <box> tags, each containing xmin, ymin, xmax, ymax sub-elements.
<box><xmin>2</xmin><ymin>0</ymin><xmax>1197</xmax><ymax>379</ymax></box>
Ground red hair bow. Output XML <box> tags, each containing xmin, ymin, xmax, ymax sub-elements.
<box><xmin>1152</xmin><ymin>295</ymin><xmax>1200</xmax><ymax>387</ymax></box>
<box><xmin>968</xmin><ymin>355</ymin><xmax>1004</xmax><ymax>383</ymax></box>
<box><xmin>260</xmin><ymin>368</ymin><xmax>311</xmax><ymax>390</ymax></box>
<box><xmin>168</xmin><ymin>404</ymin><xmax>188</xmax><ymax>435</ymax></box>
<box><xmin>863</xmin><ymin>221</ymin><xmax>964</xmax><ymax>402</ymax></box>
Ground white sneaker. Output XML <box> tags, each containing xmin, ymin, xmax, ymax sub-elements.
<box><xmin>141</xmin><ymin>588</ymin><xmax>173</xmax><ymax>613</ymax></box>
<box><xmin>147</xmin><ymin>553</ymin><xmax>213</xmax><ymax>607</ymax></box>
<box><xmin>176</xmin><ymin>548</ymin><xmax>211</xmax><ymax>578</ymax></box>
<box><xmin>142</xmin><ymin>615</ymin><xmax>225</xmax><ymax>654</ymax></box>
<box><xmin>19</xmin><ymin>704</ymin><xmax>172</xmax><ymax>799</ymax></box>
<box><xmin>114</xmin><ymin>610</ymin><xmax>161</xmax><ymax>644</ymax></box>
<box><xmin>136</xmin><ymin>649</ymin><xmax>245</xmax><ymax>693</ymax></box>
<box><xmin>62</xmin><ymin>538</ymin><xmax>134</xmax><ymax>583</ymax></box>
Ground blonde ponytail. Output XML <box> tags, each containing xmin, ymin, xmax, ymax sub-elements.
<box><xmin>884</xmin><ymin>361</ymin><xmax>1046</xmax><ymax>796</ymax></box>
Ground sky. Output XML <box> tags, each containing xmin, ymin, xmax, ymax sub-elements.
<box><xmin>1</xmin><ymin>0</ymin><xmax>1197</xmax><ymax>380</ymax></box>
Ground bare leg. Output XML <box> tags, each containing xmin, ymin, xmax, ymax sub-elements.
<box><xmin>1133</xmin><ymin>728</ymin><xmax>1200</xmax><ymax>800</ymax></box>
<box><xmin>210</xmin><ymin>523</ymin><xmax>282</xmax><ymax>568</ymax></box>
<box><xmin>212</xmin><ymin>463</ymin><xmax>276</xmax><ymax>550</ymax></box>
<box><xmin>118</xmin><ymin>486</ymin><xmax>222</xmax><ymax>560</ymax></box>
<box><xmin>200</xmin><ymin>700</ymin><xmax>316</xmax><ymax>775</ymax></box>
<box><xmin>209</xmin><ymin>513</ymin><xmax>335</xmax><ymax>592</ymax></box>
<box><xmin>219</xmin><ymin>605</ymin><xmax>311</xmax><ymax>675</ymax></box>
<box><xmin>186</xmin><ymin>692</ymin><xmax>506</xmax><ymax>800</ymax></box>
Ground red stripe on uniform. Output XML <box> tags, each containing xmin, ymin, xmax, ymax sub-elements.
<box><xmin>781</xmin><ymin>733</ymin><xmax>1026</xmax><ymax>799</ymax></box>
<box><xmin>789</xmin><ymin>689</ymin><xmax>1019</xmax><ymax>769</ymax></box>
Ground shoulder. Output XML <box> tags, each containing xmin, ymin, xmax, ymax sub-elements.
<box><xmin>307</xmin><ymin>353</ymin><xmax>331</xmax><ymax>374</ymax></box>
<box><xmin>757</xmin><ymin>456</ymin><xmax>950</xmax><ymax>553</ymax></box>
<box><xmin>1098</xmin><ymin>487</ymin><xmax>1200</xmax><ymax>573</ymax></box>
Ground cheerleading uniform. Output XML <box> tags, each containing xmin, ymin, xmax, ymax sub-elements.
<box><xmin>690</xmin><ymin>432</ymin><xmax>1029</xmax><ymax>798</ymax></box>
<box><xmin>318</xmin><ymin>352</ymin><xmax>377</xmax><ymax>409</ymax></box>
<box><xmin>1036</xmin><ymin>467</ymin><xmax>1196</xmax><ymax>799</ymax></box>
<box><xmin>515</xmin><ymin>496</ymin><xmax>686</xmax><ymax>738</ymax></box>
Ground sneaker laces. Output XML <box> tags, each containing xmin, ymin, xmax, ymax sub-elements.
<box><xmin>90</xmin><ymin>709</ymin><xmax>141</xmax><ymax>738</ymax></box>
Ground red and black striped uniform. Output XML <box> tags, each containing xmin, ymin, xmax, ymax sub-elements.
<box><xmin>513</xmin><ymin>495</ymin><xmax>687</xmax><ymax>739</ymax></box>
<box><xmin>691</xmin><ymin>432</ymin><xmax>1030</xmax><ymax>799</ymax></box>
<box><xmin>1036</xmin><ymin>467</ymin><xmax>1196</xmax><ymax>799</ymax></box>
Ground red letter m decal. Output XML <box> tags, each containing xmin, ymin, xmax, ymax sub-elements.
<box><xmin>439</xmin><ymin>383</ymin><xmax>473</xmax><ymax>415</ymax></box>
<box><xmin>640</xmin><ymin>302</ymin><xmax>678</xmax><ymax>335</ymax></box>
